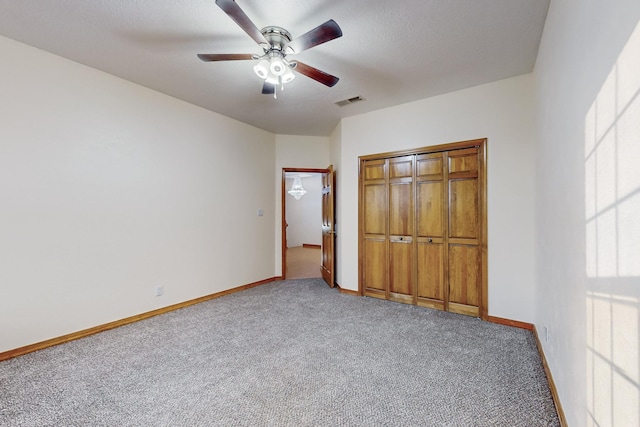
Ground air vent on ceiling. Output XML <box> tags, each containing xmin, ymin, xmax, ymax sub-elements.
<box><xmin>335</xmin><ymin>96</ymin><xmax>365</xmax><ymax>107</ymax></box>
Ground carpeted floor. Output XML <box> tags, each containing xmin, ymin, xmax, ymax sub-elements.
<box><xmin>0</xmin><ymin>278</ymin><xmax>559</xmax><ymax>426</ymax></box>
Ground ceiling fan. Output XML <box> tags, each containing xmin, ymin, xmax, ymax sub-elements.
<box><xmin>198</xmin><ymin>0</ymin><xmax>343</xmax><ymax>98</ymax></box>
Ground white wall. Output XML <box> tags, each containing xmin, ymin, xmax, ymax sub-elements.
<box><xmin>274</xmin><ymin>135</ymin><xmax>330</xmax><ymax>276</ymax></box>
<box><xmin>0</xmin><ymin>36</ymin><xmax>276</xmax><ymax>353</ymax></box>
<box><xmin>285</xmin><ymin>175</ymin><xmax>322</xmax><ymax>247</ymax></box>
<box><xmin>337</xmin><ymin>74</ymin><xmax>537</xmax><ymax>322</ymax></box>
<box><xmin>533</xmin><ymin>1</ymin><xmax>640</xmax><ymax>425</ymax></box>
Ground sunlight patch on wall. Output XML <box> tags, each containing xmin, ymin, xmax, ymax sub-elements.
<box><xmin>586</xmin><ymin>291</ymin><xmax>639</xmax><ymax>425</ymax></box>
<box><xmin>585</xmin><ymin>26</ymin><xmax>640</xmax><ymax>278</ymax></box>
<box><xmin>584</xmin><ymin>20</ymin><xmax>640</xmax><ymax>427</ymax></box>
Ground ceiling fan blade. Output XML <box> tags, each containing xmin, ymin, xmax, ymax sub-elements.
<box><xmin>293</xmin><ymin>61</ymin><xmax>339</xmax><ymax>87</ymax></box>
<box><xmin>197</xmin><ymin>53</ymin><xmax>254</xmax><ymax>61</ymax></box>
<box><xmin>215</xmin><ymin>0</ymin><xmax>268</xmax><ymax>46</ymax></box>
<box><xmin>262</xmin><ymin>81</ymin><xmax>275</xmax><ymax>95</ymax></box>
<box><xmin>286</xmin><ymin>20</ymin><xmax>342</xmax><ymax>54</ymax></box>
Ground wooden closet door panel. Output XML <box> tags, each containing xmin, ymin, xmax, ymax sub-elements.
<box><xmin>417</xmin><ymin>242</ymin><xmax>444</xmax><ymax>305</ymax></box>
<box><xmin>449</xmin><ymin>179</ymin><xmax>479</xmax><ymax>240</ymax></box>
<box><xmin>448</xmin><ymin>147</ymin><xmax>479</xmax><ymax>242</ymax></box>
<box><xmin>390</xmin><ymin>240</ymin><xmax>413</xmax><ymax>301</ymax></box>
<box><xmin>363</xmin><ymin>160</ymin><xmax>385</xmax><ymax>180</ymax></box>
<box><xmin>417</xmin><ymin>181</ymin><xmax>444</xmax><ymax>237</ymax></box>
<box><xmin>389</xmin><ymin>155</ymin><xmax>413</xmax><ymax>238</ymax></box>
<box><xmin>389</xmin><ymin>182</ymin><xmax>413</xmax><ymax>236</ymax></box>
<box><xmin>389</xmin><ymin>155</ymin><xmax>413</xmax><ymax>179</ymax></box>
<box><xmin>448</xmin><ymin>244</ymin><xmax>480</xmax><ymax>316</ymax></box>
<box><xmin>448</xmin><ymin>148</ymin><xmax>479</xmax><ymax>174</ymax></box>
<box><xmin>364</xmin><ymin>184</ymin><xmax>386</xmax><ymax>235</ymax></box>
<box><xmin>416</xmin><ymin>154</ymin><xmax>444</xmax><ymax>179</ymax></box>
<box><xmin>364</xmin><ymin>239</ymin><xmax>387</xmax><ymax>293</ymax></box>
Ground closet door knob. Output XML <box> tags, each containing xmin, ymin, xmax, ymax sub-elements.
<box><xmin>428</xmin><ymin>238</ymin><xmax>433</xmax><ymax>243</ymax></box>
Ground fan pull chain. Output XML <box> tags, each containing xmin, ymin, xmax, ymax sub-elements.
<box><xmin>275</xmin><ymin>75</ymin><xmax>283</xmax><ymax>99</ymax></box>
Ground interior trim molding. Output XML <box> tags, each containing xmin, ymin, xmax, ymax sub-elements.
<box><xmin>302</xmin><ymin>243</ymin><xmax>321</xmax><ymax>249</ymax></box>
<box><xmin>281</xmin><ymin>167</ymin><xmax>330</xmax><ymax>280</ymax></box>
<box><xmin>0</xmin><ymin>276</ymin><xmax>281</xmax><ymax>362</ymax></box>
<box><xmin>486</xmin><ymin>315</ymin><xmax>533</xmax><ymax>330</ymax></box>
<box><xmin>532</xmin><ymin>326</ymin><xmax>568</xmax><ymax>427</ymax></box>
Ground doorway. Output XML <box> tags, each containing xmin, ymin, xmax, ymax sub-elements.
<box><xmin>281</xmin><ymin>167</ymin><xmax>335</xmax><ymax>285</ymax></box>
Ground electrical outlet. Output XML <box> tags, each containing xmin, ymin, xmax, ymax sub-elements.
<box><xmin>545</xmin><ymin>325</ymin><xmax>550</xmax><ymax>343</ymax></box>
<box><xmin>257</xmin><ymin>209</ymin><xmax>264</xmax><ymax>217</ymax></box>
<box><xmin>155</xmin><ymin>285</ymin><xmax>164</xmax><ymax>297</ymax></box>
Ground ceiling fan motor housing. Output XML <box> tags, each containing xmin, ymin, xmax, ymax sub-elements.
<box><xmin>260</xmin><ymin>26</ymin><xmax>292</xmax><ymax>52</ymax></box>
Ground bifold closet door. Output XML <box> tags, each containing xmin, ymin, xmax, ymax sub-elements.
<box><xmin>447</xmin><ymin>147</ymin><xmax>481</xmax><ymax>317</ymax></box>
<box><xmin>416</xmin><ymin>152</ymin><xmax>446</xmax><ymax>310</ymax></box>
<box><xmin>362</xmin><ymin>159</ymin><xmax>387</xmax><ymax>299</ymax></box>
<box><xmin>359</xmin><ymin>140</ymin><xmax>485</xmax><ymax>318</ymax></box>
<box><xmin>388</xmin><ymin>156</ymin><xmax>414</xmax><ymax>303</ymax></box>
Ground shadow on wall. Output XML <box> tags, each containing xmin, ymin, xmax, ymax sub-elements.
<box><xmin>584</xmin><ymin>20</ymin><xmax>640</xmax><ymax>426</ymax></box>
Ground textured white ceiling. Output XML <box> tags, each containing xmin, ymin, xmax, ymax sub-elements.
<box><xmin>0</xmin><ymin>0</ymin><xmax>549</xmax><ymax>136</ymax></box>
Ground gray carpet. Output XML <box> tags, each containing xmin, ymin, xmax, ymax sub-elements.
<box><xmin>0</xmin><ymin>278</ymin><xmax>559</xmax><ymax>426</ymax></box>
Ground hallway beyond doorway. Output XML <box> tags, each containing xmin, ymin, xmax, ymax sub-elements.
<box><xmin>286</xmin><ymin>246</ymin><xmax>321</xmax><ymax>279</ymax></box>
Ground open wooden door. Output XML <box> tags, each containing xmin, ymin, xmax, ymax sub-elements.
<box><xmin>321</xmin><ymin>165</ymin><xmax>335</xmax><ymax>287</ymax></box>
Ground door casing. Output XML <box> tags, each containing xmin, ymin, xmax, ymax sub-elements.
<box><xmin>281</xmin><ymin>167</ymin><xmax>332</xmax><ymax>281</ymax></box>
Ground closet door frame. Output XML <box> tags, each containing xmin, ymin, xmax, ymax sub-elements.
<box><xmin>358</xmin><ymin>138</ymin><xmax>488</xmax><ymax>320</ymax></box>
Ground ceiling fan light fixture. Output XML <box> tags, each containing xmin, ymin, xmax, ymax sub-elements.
<box><xmin>282</xmin><ymin>67</ymin><xmax>296</xmax><ymax>84</ymax></box>
<box><xmin>269</xmin><ymin>57</ymin><xmax>286</xmax><ymax>76</ymax></box>
<box><xmin>254</xmin><ymin>55</ymin><xmax>295</xmax><ymax>88</ymax></box>
<box><xmin>253</xmin><ymin>58</ymin><xmax>270</xmax><ymax>79</ymax></box>
<box><xmin>265</xmin><ymin>75</ymin><xmax>280</xmax><ymax>85</ymax></box>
